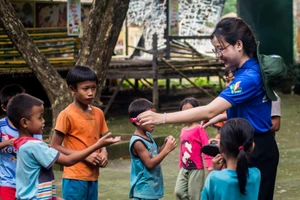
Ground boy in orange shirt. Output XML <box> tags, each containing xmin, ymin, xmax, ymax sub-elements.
<box><xmin>51</xmin><ymin>65</ymin><xmax>110</xmax><ymax>200</ymax></box>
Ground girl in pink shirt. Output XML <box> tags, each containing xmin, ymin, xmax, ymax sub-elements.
<box><xmin>175</xmin><ymin>97</ymin><xmax>213</xmax><ymax>200</ymax></box>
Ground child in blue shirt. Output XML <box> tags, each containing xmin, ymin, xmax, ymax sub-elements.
<box><xmin>0</xmin><ymin>84</ymin><xmax>42</xmax><ymax>200</ymax></box>
<box><xmin>128</xmin><ymin>98</ymin><xmax>177</xmax><ymax>200</ymax></box>
<box><xmin>6</xmin><ymin>93</ymin><xmax>121</xmax><ymax>200</ymax></box>
<box><xmin>201</xmin><ymin>118</ymin><xmax>261</xmax><ymax>200</ymax></box>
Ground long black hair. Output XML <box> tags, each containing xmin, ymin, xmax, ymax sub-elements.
<box><xmin>219</xmin><ymin>118</ymin><xmax>254</xmax><ymax>195</ymax></box>
<box><xmin>211</xmin><ymin>17</ymin><xmax>257</xmax><ymax>59</ymax></box>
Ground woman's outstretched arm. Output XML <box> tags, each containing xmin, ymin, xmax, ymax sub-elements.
<box><xmin>138</xmin><ymin>97</ymin><xmax>231</xmax><ymax>125</ymax></box>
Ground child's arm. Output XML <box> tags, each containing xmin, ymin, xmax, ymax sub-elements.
<box><xmin>200</xmin><ymin>129</ymin><xmax>213</xmax><ymax>170</ymax></box>
<box><xmin>51</xmin><ymin>130</ymin><xmax>107</xmax><ymax>166</ymax></box>
<box><xmin>0</xmin><ymin>138</ymin><xmax>16</xmax><ymax>149</ymax></box>
<box><xmin>98</xmin><ymin>147</ymin><xmax>108</xmax><ymax>167</ymax></box>
<box><xmin>55</xmin><ymin>133</ymin><xmax>121</xmax><ymax>166</ymax></box>
<box><xmin>200</xmin><ymin>113</ymin><xmax>227</xmax><ymax>128</ymax></box>
<box><xmin>270</xmin><ymin>116</ymin><xmax>280</xmax><ymax>132</ymax></box>
<box><xmin>133</xmin><ymin>136</ymin><xmax>177</xmax><ymax>170</ymax></box>
<box><xmin>158</xmin><ymin>135</ymin><xmax>171</xmax><ymax>153</ymax></box>
<box><xmin>50</xmin><ymin>130</ymin><xmax>75</xmax><ymax>155</ymax></box>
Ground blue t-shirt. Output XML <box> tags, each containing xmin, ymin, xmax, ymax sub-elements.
<box><xmin>129</xmin><ymin>132</ymin><xmax>164</xmax><ymax>199</ymax></box>
<box><xmin>201</xmin><ymin>168</ymin><xmax>261</xmax><ymax>200</ymax></box>
<box><xmin>14</xmin><ymin>138</ymin><xmax>59</xmax><ymax>200</ymax></box>
<box><xmin>0</xmin><ymin>117</ymin><xmax>42</xmax><ymax>188</ymax></box>
<box><xmin>220</xmin><ymin>58</ymin><xmax>272</xmax><ymax>134</ymax></box>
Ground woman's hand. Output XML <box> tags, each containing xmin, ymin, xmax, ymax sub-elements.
<box><xmin>138</xmin><ymin>110</ymin><xmax>165</xmax><ymax>125</ymax></box>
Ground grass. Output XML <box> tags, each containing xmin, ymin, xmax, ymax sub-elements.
<box><xmin>53</xmin><ymin>93</ymin><xmax>300</xmax><ymax>200</ymax></box>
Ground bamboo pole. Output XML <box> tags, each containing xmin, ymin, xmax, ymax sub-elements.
<box><xmin>184</xmin><ymin>41</ymin><xmax>205</xmax><ymax>58</ymax></box>
<box><xmin>0</xmin><ymin>38</ymin><xmax>78</xmax><ymax>45</ymax></box>
<box><xmin>0</xmin><ymin>32</ymin><xmax>68</xmax><ymax>39</ymax></box>
<box><xmin>162</xmin><ymin>59</ymin><xmax>215</xmax><ymax>98</ymax></box>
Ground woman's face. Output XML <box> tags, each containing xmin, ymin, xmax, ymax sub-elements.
<box><xmin>211</xmin><ymin>36</ymin><xmax>242</xmax><ymax>69</ymax></box>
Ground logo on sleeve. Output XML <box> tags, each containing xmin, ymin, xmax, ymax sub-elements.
<box><xmin>230</xmin><ymin>81</ymin><xmax>242</xmax><ymax>94</ymax></box>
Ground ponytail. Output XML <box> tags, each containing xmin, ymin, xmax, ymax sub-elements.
<box><xmin>219</xmin><ymin>118</ymin><xmax>254</xmax><ymax>196</ymax></box>
<box><xmin>236</xmin><ymin>147</ymin><xmax>249</xmax><ymax>195</ymax></box>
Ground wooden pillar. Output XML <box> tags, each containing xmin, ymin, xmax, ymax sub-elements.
<box><xmin>165</xmin><ymin>0</ymin><xmax>171</xmax><ymax>60</ymax></box>
<box><xmin>125</xmin><ymin>16</ymin><xmax>129</xmax><ymax>56</ymax></box>
<box><xmin>152</xmin><ymin>33</ymin><xmax>159</xmax><ymax>111</ymax></box>
<box><xmin>166</xmin><ymin>79</ymin><xmax>170</xmax><ymax>95</ymax></box>
<box><xmin>135</xmin><ymin>79</ymin><xmax>139</xmax><ymax>91</ymax></box>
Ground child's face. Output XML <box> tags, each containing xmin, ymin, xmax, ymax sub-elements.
<box><xmin>225</xmin><ymin>71</ymin><xmax>235</xmax><ymax>87</ymax></box>
<box><xmin>139</xmin><ymin>108</ymin><xmax>156</xmax><ymax>133</ymax></box>
<box><xmin>182</xmin><ymin>103</ymin><xmax>193</xmax><ymax>111</ymax></box>
<box><xmin>72</xmin><ymin>81</ymin><xmax>97</xmax><ymax>105</ymax></box>
<box><xmin>25</xmin><ymin>105</ymin><xmax>45</xmax><ymax>134</ymax></box>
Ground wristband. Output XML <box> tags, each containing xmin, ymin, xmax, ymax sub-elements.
<box><xmin>163</xmin><ymin>112</ymin><xmax>166</xmax><ymax>124</ymax></box>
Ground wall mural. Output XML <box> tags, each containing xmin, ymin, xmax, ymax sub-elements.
<box><xmin>11</xmin><ymin>2</ymin><xmax>34</xmax><ymax>28</ymax></box>
<box><xmin>127</xmin><ymin>0</ymin><xmax>225</xmax><ymax>56</ymax></box>
<box><xmin>9</xmin><ymin>0</ymin><xmax>225</xmax><ymax>57</ymax></box>
<box><xmin>127</xmin><ymin>0</ymin><xmax>167</xmax><ymax>53</ymax></box>
<box><xmin>178</xmin><ymin>0</ymin><xmax>225</xmax><ymax>54</ymax></box>
<box><xmin>36</xmin><ymin>3</ymin><xmax>67</xmax><ymax>28</ymax></box>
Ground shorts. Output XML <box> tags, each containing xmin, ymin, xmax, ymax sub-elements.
<box><xmin>0</xmin><ymin>186</ymin><xmax>16</xmax><ymax>200</ymax></box>
<box><xmin>62</xmin><ymin>179</ymin><xmax>98</xmax><ymax>200</ymax></box>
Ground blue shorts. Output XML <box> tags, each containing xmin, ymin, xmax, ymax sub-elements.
<box><xmin>62</xmin><ymin>178</ymin><xmax>98</xmax><ymax>200</ymax></box>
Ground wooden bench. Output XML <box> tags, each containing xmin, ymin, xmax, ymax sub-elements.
<box><xmin>0</xmin><ymin>27</ymin><xmax>80</xmax><ymax>72</ymax></box>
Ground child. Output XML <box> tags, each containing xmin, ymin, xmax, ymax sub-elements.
<box><xmin>128</xmin><ymin>98</ymin><xmax>177</xmax><ymax>200</ymax></box>
<box><xmin>0</xmin><ymin>84</ymin><xmax>42</xmax><ymax>200</ymax></box>
<box><xmin>7</xmin><ymin>93</ymin><xmax>120</xmax><ymax>200</ymax></box>
<box><xmin>50</xmin><ymin>65</ymin><xmax>110</xmax><ymax>200</ymax></box>
<box><xmin>270</xmin><ymin>92</ymin><xmax>281</xmax><ymax>134</ymax></box>
<box><xmin>174</xmin><ymin>97</ymin><xmax>212</xmax><ymax>200</ymax></box>
<box><xmin>201</xmin><ymin>118</ymin><xmax>261</xmax><ymax>200</ymax></box>
<box><xmin>202</xmin><ymin>68</ymin><xmax>236</xmax><ymax>158</ymax></box>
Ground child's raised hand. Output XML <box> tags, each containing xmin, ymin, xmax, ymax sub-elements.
<box><xmin>97</xmin><ymin>132</ymin><xmax>121</xmax><ymax>147</ymax></box>
<box><xmin>212</xmin><ymin>154</ymin><xmax>225</xmax><ymax>170</ymax></box>
<box><xmin>200</xmin><ymin>120</ymin><xmax>209</xmax><ymax>128</ymax></box>
<box><xmin>164</xmin><ymin>135</ymin><xmax>177</xmax><ymax>153</ymax></box>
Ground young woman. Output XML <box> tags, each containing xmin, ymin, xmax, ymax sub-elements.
<box><xmin>138</xmin><ymin>17</ymin><xmax>279</xmax><ymax>200</ymax></box>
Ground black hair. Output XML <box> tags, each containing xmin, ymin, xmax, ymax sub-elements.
<box><xmin>7</xmin><ymin>93</ymin><xmax>44</xmax><ymax>129</ymax></box>
<box><xmin>66</xmin><ymin>65</ymin><xmax>98</xmax><ymax>89</ymax></box>
<box><xmin>0</xmin><ymin>84</ymin><xmax>25</xmax><ymax>107</ymax></box>
<box><xmin>211</xmin><ymin>17</ymin><xmax>257</xmax><ymax>59</ymax></box>
<box><xmin>128</xmin><ymin>98</ymin><xmax>154</xmax><ymax>126</ymax></box>
<box><xmin>219</xmin><ymin>118</ymin><xmax>254</xmax><ymax>195</ymax></box>
<box><xmin>179</xmin><ymin>97</ymin><xmax>199</xmax><ymax>111</ymax></box>
<box><xmin>224</xmin><ymin>65</ymin><xmax>236</xmax><ymax>77</ymax></box>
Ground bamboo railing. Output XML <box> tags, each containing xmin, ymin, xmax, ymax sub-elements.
<box><xmin>0</xmin><ymin>27</ymin><xmax>79</xmax><ymax>71</ymax></box>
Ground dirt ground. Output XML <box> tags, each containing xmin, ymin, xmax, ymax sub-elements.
<box><xmin>54</xmin><ymin>93</ymin><xmax>300</xmax><ymax>200</ymax></box>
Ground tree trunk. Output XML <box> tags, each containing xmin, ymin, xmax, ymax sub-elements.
<box><xmin>0</xmin><ymin>0</ymin><xmax>129</xmax><ymax>133</ymax></box>
<box><xmin>0</xmin><ymin>0</ymin><xmax>72</xmax><ymax>128</ymax></box>
<box><xmin>76</xmin><ymin>0</ymin><xmax>130</xmax><ymax>103</ymax></box>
